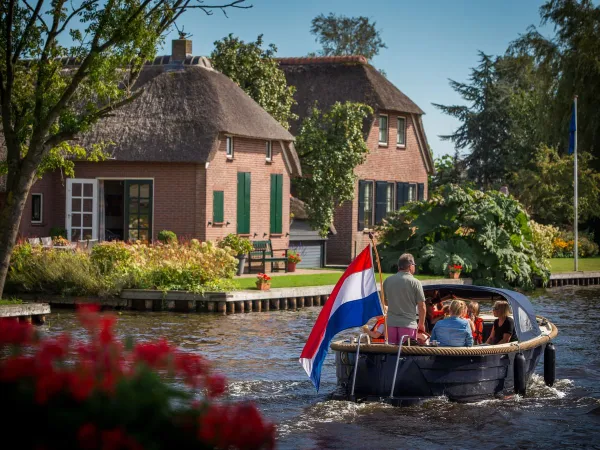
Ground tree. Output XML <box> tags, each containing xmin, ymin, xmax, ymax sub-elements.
<box><xmin>512</xmin><ymin>145</ymin><xmax>600</xmax><ymax>226</ymax></box>
<box><xmin>0</xmin><ymin>0</ymin><xmax>250</xmax><ymax>298</ymax></box>
<box><xmin>310</xmin><ymin>13</ymin><xmax>386</xmax><ymax>60</ymax></box>
<box><xmin>210</xmin><ymin>34</ymin><xmax>297</xmax><ymax>130</ymax></box>
<box><xmin>295</xmin><ymin>102</ymin><xmax>373</xmax><ymax>236</ymax></box>
<box><xmin>433</xmin><ymin>53</ymin><xmax>516</xmax><ymax>189</ymax></box>
<box><xmin>428</xmin><ymin>153</ymin><xmax>465</xmax><ymax>191</ymax></box>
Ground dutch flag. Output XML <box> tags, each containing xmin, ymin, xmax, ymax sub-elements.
<box><xmin>299</xmin><ymin>245</ymin><xmax>383</xmax><ymax>391</ymax></box>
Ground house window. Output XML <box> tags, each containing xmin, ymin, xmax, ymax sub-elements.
<box><xmin>408</xmin><ymin>183</ymin><xmax>417</xmax><ymax>202</ymax></box>
<box><xmin>378</xmin><ymin>115</ymin><xmax>388</xmax><ymax>145</ymax></box>
<box><xmin>397</xmin><ymin>117</ymin><xmax>406</xmax><ymax>147</ymax></box>
<box><xmin>386</xmin><ymin>183</ymin><xmax>395</xmax><ymax>214</ymax></box>
<box><xmin>226</xmin><ymin>136</ymin><xmax>234</xmax><ymax>158</ymax></box>
<box><xmin>358</xmin><ymin>180</ymin><xmax>374</xmax><ymax>230</ymax></box>
<box><xmin>266</xmin><ymin>141</ymin><xmax>272</xmax><ymax>161</ymax></box>
<box><xmin>31</xmin><ymin>193</ymin><xmax>42</xmax><ymax>223</ymax></box>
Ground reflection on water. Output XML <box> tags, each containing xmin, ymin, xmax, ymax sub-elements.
<box><xmin>43</xmin><ymin>287</ymin><xmax>600</xmax><ymax>449</ymax></box>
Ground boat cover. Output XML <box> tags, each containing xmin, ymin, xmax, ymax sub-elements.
<box><xmin>423</xmin><ymin>285</ymin><xmax>542</xmax><ymax>342</ymax></box>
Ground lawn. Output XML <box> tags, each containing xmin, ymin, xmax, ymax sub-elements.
<box><xmin>234</xmin><ymin>272</ymin><xmax>441</xmax><ymax>290</ymax></box>
<box><xmin>549</xmin><ymin>257</ymin><xmax>600</xmax><ymax>273</ymax></box>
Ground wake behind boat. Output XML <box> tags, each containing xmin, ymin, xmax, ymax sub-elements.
<box><xmin>330</xmin><ymin>285</ymin><xmax>558</xmax><ymax>404</ymax></box>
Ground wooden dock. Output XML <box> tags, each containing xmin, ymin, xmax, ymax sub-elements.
<box><xmin>18</xmin><ymin>278</ymin><xmax>470</xmax><ymax>314</ymax></box>
<box><xmin>547</xmin><ymin>272</ymin><xmax>600</xmax><ymax>288</ymax></box>
<box><xmin>0</xmin><ymin>303</ymin><xmax>50</xmax><ymax>324</ymax></box>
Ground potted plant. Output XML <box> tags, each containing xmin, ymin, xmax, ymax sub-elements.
<box><xmin>256</xmin><ymin>273</ymin><xmax>271</xmax><ymax>290</ymax></box>
<box><xmin>287</xmin><ymin>250</ymin><xmax>302</xmax><ymax>272</ymax></box>
<box><xmin>448</xmin><ymin>263</ymin><xmax>463</xmax><ymax>279</ymax></box>
<box><xmin>218</xmin><ymin>234</ymin><xmax>254</xmax><ymax>275</ymax></box>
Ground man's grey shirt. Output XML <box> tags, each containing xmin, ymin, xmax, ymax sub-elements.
<box><xmin>383</xmin><ymin>271</ymin><xmax>426</xmax><ymax>328</ymax></box>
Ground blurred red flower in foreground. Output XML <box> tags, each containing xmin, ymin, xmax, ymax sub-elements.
<box><xmin>0</xmin><ymin>306</ymin><xmax>275</xmax><ymax>449</ymax></box>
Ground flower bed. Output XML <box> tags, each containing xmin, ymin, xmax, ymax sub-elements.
<box><xmin>7</xmin><ymin>240</ymin><xmax>239</xmax><ymax>297</ymax></box>
<box><xmin>0</xmin><ymin>306</ymin><xmax>275</xmax><ymax>449</ymax></box>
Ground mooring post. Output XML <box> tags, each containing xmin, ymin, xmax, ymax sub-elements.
<box><xmin>298</xmin><ymin>297</ymin><xmax>305</xmax><ymax>308</ymax></box>
<box><xmin>245</xmin><ymin>300</ymin><xmax>252</xmax><ymax>313</ymax></box>
<box><xmin>262</xmin><ymin>299</ymin><xmax>270</xmax><ymax>311</ymax></box>
<box><xmin>253</xmin><ymin>300</ymin><xmax>262</xmax><ymax>312</ymax></box>
<box><xmin>217</xmin><ymin>301</ymin><xmax>226</xmax><ymax>315</ymax></box>
<box><xmin>288</xmin><ymin>298</ymin><xmax>297</xmax><ymax>310</ymax></box>
<box><xmin>270</xmin><ymin>298</ymin><xmax>279</xmax><ymax>310</ymax></box>
<box><xmin>227</xmin><ymin>302</ymin><xmax>235</xmax><ymax>314</ymax></box>
<box><xmin>207</xmin><ymin>302</ymin><xmax>215</xmax><ymax>313</ymax></box>
<box><xmin>236</xmin><ymin>301</ymin><xmax>244</xmax><ymax>313</ymax></box>
<box><xmin>279</xmin><ymin>298</ymin><xmax>287</xmax><ymax>310</ymax></box>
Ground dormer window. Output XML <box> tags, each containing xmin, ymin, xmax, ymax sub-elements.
<box><xmin>226</xmin><ymin>136</ymin><xmax>234</xmax><ymax>158</ymax></box>
<box><xmin>266</xmin><ymin>140</ymin><xmax>272</xmax><ymax>161</ymax></box>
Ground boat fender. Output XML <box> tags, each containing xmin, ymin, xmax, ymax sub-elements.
<box><xmin>514</xmin><ymin>352</ymin><xmax>527</xmax><ymax>396</ymax></box>
<box><xmin>544</xmin><ymin>343</ymin><xmax>556</xmax><ymax>387</ymax></box>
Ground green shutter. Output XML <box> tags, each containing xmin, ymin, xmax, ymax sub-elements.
<box><xmin>237</xmin><ymin>172</ymin><xmax>251</xmax><ymax>234</ymax></box>
<box><xmin>270</xmin><ymin>174</ymin><xmax>283</xmax><ymax>234</ymax></box>
<box><xmin>213</xmin><ymin>191</ymin><xmax>224</xmax><ymax>223</ymax></box>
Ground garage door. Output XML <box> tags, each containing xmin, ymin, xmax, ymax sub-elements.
<box><xmin>290</xmin><ymin>241</ymin><xmax>323</xmax><ymax>268</ymax></box>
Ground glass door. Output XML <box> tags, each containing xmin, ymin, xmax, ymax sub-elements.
<box><xmin>125</xmin><ymin>180</ymin><xmax>153</xmax><ymax>241</ymax></box>
<box><xmin>66</xmin><ymin>179</ymin><xmax>98</xmax><ymax>241</ymax></box>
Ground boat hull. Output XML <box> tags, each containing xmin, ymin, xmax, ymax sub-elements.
<box><xmin>333</xmin><ymin>344</ymin><xmax>545</xmax><ymax>403</ymax></box>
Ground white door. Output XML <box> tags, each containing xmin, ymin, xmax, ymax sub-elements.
<box><xmin>66</xmin><ymin>179</ymin><xmax>98</xmax><ymax>241</ymax></box>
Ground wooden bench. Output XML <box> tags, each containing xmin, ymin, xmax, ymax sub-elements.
<box><xmin>248</xmin><ymin>240</ymin><xmax>289</xmax><ymax>273</ymax></box>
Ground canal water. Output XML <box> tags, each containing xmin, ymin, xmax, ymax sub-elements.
<box><xmin>44</xmin><ymin>286</ymin><xmax>600</xmax><ymax>449</ymax></box>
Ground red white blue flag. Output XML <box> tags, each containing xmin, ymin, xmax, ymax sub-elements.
<box><xmin>299</xmin><ymin>245</ymin><xmax>383</xmax><ymax>391</ymax></box>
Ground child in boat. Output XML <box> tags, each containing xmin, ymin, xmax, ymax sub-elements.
<box><xmin>430</xmin><ymin>300</ymin><xmax>474</xmax><ymax>347</ymax></box>
<box><xmin>468</xmin><ymin>301</ymin><xmax>484</xmax><ymax>345</ymax></box>
<box><xmin>361</xmin><ymin>306</ymin><xmax>387</xmax><ymax>343</ymax></box>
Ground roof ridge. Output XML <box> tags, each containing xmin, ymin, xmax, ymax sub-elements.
<box><xmin>277</xmin><ymin>55</ymin><xmax>368</xmax><ymax>65</ymax></box>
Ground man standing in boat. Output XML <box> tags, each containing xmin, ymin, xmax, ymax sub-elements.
<box><xmin>383</xmin><ymin>253</ymin><xmax>426</xmax><ymax>344</ymax></box>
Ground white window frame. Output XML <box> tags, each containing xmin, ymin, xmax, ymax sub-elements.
<box><xmin>408</xmin><ymin>183</ymin><xmax>417</xmax><ymax>202</ymax></box>
<box><xmin>397</xmin><ymin>116</ymin><xmax>406</xmax><ymax>148</ymax></box>
<box><xmin>363</xmin><ymin>180</ymin><xmax>374</xmax><ymax>229</ymax></box>
<box><xmin>31</xmin><ymin>193</ymin><xmax>43</xmax><ymax>223</ymax></box>
<box><xmin>266</xmin><ymin>140</ymin><xmax>272</xmax><ymax>162</ymax></box>
<box><xmin>386</xmin><ymin>183</ymin><xmax>395</xmax><ymax>214</ymax></box>
<box><xmin>378</xmin><ymin>114</ymin><xmax>388</xmax><ymax>146</ymax></box>
<box><xmin>226</xmin><ymin>136</ymin><xmax>234</xmax><ymax>159</ymax></box>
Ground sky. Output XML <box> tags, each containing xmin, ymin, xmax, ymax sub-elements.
<box><xmin>159</xmin><ymin>0</ymin><xmax>553</xmax><ymax>158</ymax></box>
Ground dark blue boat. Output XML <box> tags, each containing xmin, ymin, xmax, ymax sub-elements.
<box><xmin>330</xmin><ymin>285</ymin><xmax>558</xmax><ymax>404</ymax></box>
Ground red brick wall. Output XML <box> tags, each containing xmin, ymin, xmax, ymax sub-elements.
<box><xmin>205</xmin><ymin>137</ymin><xmax>290</xmax><ymax>250</ymax></box>
<box><xmin>326</xmin><ymin>112</ymin><xmax>429</xmax><ymax>265</ymax></box>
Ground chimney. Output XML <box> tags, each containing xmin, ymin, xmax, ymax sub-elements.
<box><xmin>172</xmin><ymin>39</ymin><xmax>192</xmax><ymax>61</ymax></box>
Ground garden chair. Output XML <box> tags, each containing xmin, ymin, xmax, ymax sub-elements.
<box><xmin>41</xmin><ymin>237</ymin><xmax>53</xmax><ymax>248</ymax></box>
<box><xmin>28</xmin><ymin>237</ymin><xmax>41</xmax><ymax>247</ymax></box>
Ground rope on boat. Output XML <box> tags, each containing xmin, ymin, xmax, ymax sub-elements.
<box><xmin>330</xmin><ymin>322</ymin><xmax>558</xmax><ymax>356</ymax></box>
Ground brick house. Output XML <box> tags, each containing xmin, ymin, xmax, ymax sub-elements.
<box><xmin>280</xmin><ymin>56</ymin><xmax>434</xmax><ymax>265</ymax></box>
<box><xmin>3</xmin><ymin>40</ymin><xmax>301</xmax><ymax>249</ymax></box>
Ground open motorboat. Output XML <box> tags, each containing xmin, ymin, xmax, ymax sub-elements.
<box><xmin>330</xmin><ymin>285</ymin><xmax>558</xmax><ymax>404</ymax></box>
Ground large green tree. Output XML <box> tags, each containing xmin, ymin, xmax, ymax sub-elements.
<box><xmin>0</xmin><ymin>0</ymin><xmax>250</xmax><ymax>298</ymax></box>
<box><xmin>295</xmin><ymin>102</ymin><xmax>373</xmax><ymax>236</ymax></box>
<box><xmin>210</xmin><ymin>34</ymin><xmax>296</xmax><ymax>130</ymax></box>
<box><xmin>310</xmin><ymin>13</ymin><xmax>386</xmax><ymax>60</ymax></box>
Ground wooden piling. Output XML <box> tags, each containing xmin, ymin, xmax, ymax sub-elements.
<box><xmin>236</xmin><ymin>301</ymin><xmax>244</xmax><ymax>313</ymax></box>
<box><xmin>262</xmin><ymin>299</ymin><xmax>270</xmax><ymax>311</ymax></box>
<box><xmin>207</xmin><ymin>302</ymin><xmax>215</xmax><ymax>313</ymax></box>
<box><xmin>279</xmin><ymin>298</ymin><xmax>287</xmax><ymax>310</ymax></box>
<box><xmin>297</xmin><ymin>297</ymin><xmax>305</xmax><ymax>308</ymax></box>
<box><xmin>270</xmin><ymin>298</ymin><xmax>279</xmax><ymax>310</ymax></box>
<box><xmin>253</xmin><ymin>300</ymin><xmax>262</xmax><ymax>312</ymax></box>
<box><xmin>19</xmin><ymin>315</ymin><xmax>32</xmax><ymax>324</ymax></box>
<box><xmin>218</xmin><ymin>301</ymin><xmax>227</xmax><ymax>315</ymax></box>
<box><xmin>305</xmin><ymin>296</ymin><xmax>313</xmax><ymax>307</ymax></box>
<box><xmin>288</xmin><ymin>298</ymin><xmax>297</xmax><ymax>310</ymax></box>
<box><xmin>227</xmin><ymin>302</ymin><xmax>235</xmax><ymax>314</ymax></box>
<box><xmin>145</xmin><ymin>300</ymin><xmax>153</xmax><ymax>311</ymax></box>
<box><xmin>32</xmin><ymin>315</ymin><xmax>46</xmax><ymax>325</ymax></box>
<box><xmin>245</xmin><ymin>300</ymin><xmax>252</xmax><ymax>313</ymax></box>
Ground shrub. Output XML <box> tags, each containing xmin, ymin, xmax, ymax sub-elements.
<box><xmin>157</xmin><ymin>230</ymin><xmax>178</xmax><ymax>244</ymax></box>
<box><xmin>218</xmin><ymin>234</ymin><xmax>254</xmax><ymax>256</ymax></box>
<box><xmin>0</xmin><ymin>306</ymin><xmax>275</xmax><ymax>449</ymax></box>
<box><xmin>530</xmin><ymin>221</ymin><xmax>559</xmax><ymax>260</ymax></box>
<box><xmin>552</xmin><ymin>230</ymin><xmax>599</xmax><ymax>258</ymax></box>
<box><xmin>378</xmin><ymin>185</ymin><xmax>550</xmax><ymax>289</ymax></box>
<box><xmin>49</xmin><ymin>226</ymin><xmax>67</xmax><ymax>239</ymax></box>
<box><xmin>7</xmin><ymin>245</ymin><xmax>104</xmax><ymax>296</ymax></box>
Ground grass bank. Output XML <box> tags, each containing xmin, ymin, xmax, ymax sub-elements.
<box><xmin>549</xmin><ymin>257</ymin><xmax>600</xmax><ymax>273</ymax></box>
<box><xmin>234</xmin><ymin>272</ymin><xmax>441</xmax><ymax>290</ymax></box>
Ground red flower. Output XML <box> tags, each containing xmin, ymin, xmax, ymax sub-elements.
<box><xmin>175</xmin><ymin>352</ymin><xmax>207</xmax><ymax>387</ymax></box>
<box><xmin>69</xmin><ymin>373</ymin><xmax>96</xmax><ymax>402</ymax></box>
<box><xmin>0</xmin><ymin>355</ymin><xmax>37</xmax><ymax>382</ymax></box>
<box><xmin>206</xmin><ymin>373</ymin><xmax>227</xmax><ymax>398</ymax></box>
<box><xmin>134</xmin><ymin>338</ymin><xmax>172</xmax><ymax>368</ymax></box>
<box><xmin>0</xmin><ymin>318</ymin><xmax>34</xmax><ymax>346</ymax></box>
<box><xmin>35</xmin><ymin>369</ymin><xmax>66</xmax><ymax>405</ymax></box>
<box><xmin>77</xmin><ymin>303</ymin><xmax>101</xmax><ymax>328</ymax></box>
<box><xmin>101</xmin><ymin>428</ymin><xmax>126</xmax><ymax>450</ymax></box>
<box><xmin>99</xmin><ymin>315</ymin><xmax>117</xmax><ymax>344</ymax></box>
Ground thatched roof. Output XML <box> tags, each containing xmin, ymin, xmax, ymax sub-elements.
<box><xmin>80</xmin><ymin>61</ymin><xmax>299</xmax><ymax>170</ymax></box>
<box><xmin>279</xmin><ymin>56</ymin><xmax>433</xmax><ymax>174</ymax></box>
<box><xmin>279</xmin><ymin>56</ymin><xmax>424</xmax><ymax>134</ymax></box>
<box><xmin>290</xmin><ymin>196</ymin><xmax>336</xmax><ymax>235</ymax></box>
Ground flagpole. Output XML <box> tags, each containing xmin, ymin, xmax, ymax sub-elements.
<box><xmin>368</xmin><ymin>232</ymin><xmax>388</xmax><ymax>344</ymax></box>
<box><xmin>574</xmin><ymin>95</ymin><xmax>578</xmax><ymax>272</ymax></box>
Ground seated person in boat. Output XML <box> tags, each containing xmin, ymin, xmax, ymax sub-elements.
<box><xmin>430</xmin><ymin>300</ymin><xmax>474</xmax><ymax>347</ymax></box>
<box><xmin>361</xmin><ymin>306</ymin><xmax>387</xmax><ymax>343</ymax></box>
<box><xmin>425</xmin><ymin>291</ymin><xmax>455</xmax><ymax>331</ymax></box>
<box><xmin>467</xmin><ymin>301</ymin><xmax>484</xmax><ymax>345</ymax></box>
<box><xmin>486</xmin><ymin>300</ymin><xmax>517</xmax><ymax>345</ymax></box>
